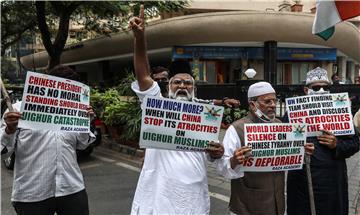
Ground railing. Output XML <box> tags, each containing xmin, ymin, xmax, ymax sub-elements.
<box><xmin>196</xmin><ymin>82</ymin><xmax>360</xmax><ymax>116</ymax></box>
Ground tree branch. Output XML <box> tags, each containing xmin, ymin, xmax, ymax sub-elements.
<box><xmin>35</xmin><ymin>1</ymin><xmax>55</xmax><ymax>58</ymax></box>
<box><xmin>1</xmin><ymin>20</ymin><xmax>36</xmax><ymax>56</ymax></box>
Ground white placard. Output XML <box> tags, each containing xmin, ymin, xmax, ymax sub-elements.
<box><xmin>19</xmin><ymin>71</ymin><xmax>90</xmax><ymax>133</ymax></box>
<box><xmin>286</xmin><ymin>93</ymin><xmax>354</xmax><ymax>136</ymax></box>
<box><xmin>140</xmin><ymin>96</ymin><xmax>224</xmax><ymax>152</ymax></box>
<box><xmin>242</xmin><ymin>123</ymin><xmax>307</xmax><ymax>172</ymax></box>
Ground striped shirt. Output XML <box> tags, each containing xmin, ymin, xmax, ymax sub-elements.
<box><xmin>1</xmin><ymin>102</ymin><xmax>95</xmax><ymax>202</ymax></box>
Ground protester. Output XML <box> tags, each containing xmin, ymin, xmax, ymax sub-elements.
<box><xmin>128</xmin><ymin>5</ymin><xmax>224</xmax><ymax>214</ymax></box>
<box><xmin>355</xmin><ymin>76</ymin><xmax>360</xmax><ymax>85</ymax></box>
<box><xmin>350</xmin><ymin>76</ymin><xmax>360</xmax><ymax>114</ymax></box>
<box><xmin>150</xmin><ymin>65</ymin><xmax>240</xmax><ymax>107</ymax></box>
<box><xmin>354</xmin><ymin>109</ymin><xmax>360</xmax><ymax>133</ymax></box>
<box><xmin>216</xmin><ymin>81</ymin><xmax>314</xmax><ymax>215</ymax></box>
<box><xmin>286</xmin><ymin>67</ymin><xmax>360</xmax><ymax>215</ymax></box>
<box><xmin>0</xmin><ymin>65</ymin><xmax>95</xmax><ymax>215</ymax></box>
<box><xmin>151</xmin><ymin>66</ymin><xmax>170</xmax><ymax>97</ymax></box>
<box><xmin>331</xmin><ymin>73</ymin><xmax>341</xmax><ymax>85</ymax></box>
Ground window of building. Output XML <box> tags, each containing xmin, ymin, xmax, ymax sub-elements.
<box><xmin>277</xmin><ymin>62</ymin><xmax>316</xmax><ymax>85</ymax></box>
<box><xmin>191</xmin><ymin>60</ymin><xmax>229</xmax><ymax>84</ymax></box>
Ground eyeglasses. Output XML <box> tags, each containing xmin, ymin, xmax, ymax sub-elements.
<box><xmin>257</xmin><ymin>98</ymin><xmax>279</xmax><ymax>105</ymax></box>
<box><xmin>310</xmin><ymin>85</ymin><xmax>330</xmax><ymax>91</ymax></box>
<box><xmin>170</xmin><ymin>79</ymin><xmax>193</xmax><ymax>86</ymax></box>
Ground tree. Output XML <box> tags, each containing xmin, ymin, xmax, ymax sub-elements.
<box><xmin>2</xmin><ymin>1</ymin><xmax>188</xmax><ymax>70</ymax></box>
<box><xmin>1</xmin><ymin>1</ymin><xmax>37</xmax><ymax>56</ymax></box>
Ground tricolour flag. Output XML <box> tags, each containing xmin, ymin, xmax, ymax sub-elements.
<box><xmin>312</xmin><ymin>0</ymin><xmax>360</xmax><ymax>40</ymax></box>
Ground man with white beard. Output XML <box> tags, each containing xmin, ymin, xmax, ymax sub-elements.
<box><xmin>128</xmin><ymin>6</ymin><xmax>224</xmax><ymax>214</ymax></box>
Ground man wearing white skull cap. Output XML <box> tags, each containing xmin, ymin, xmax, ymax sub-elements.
<box><xmin>218</xmin><ymin>81</ymin><xmax>315</xmax><ymax>215</ymax></box>
<box><xmin>216</xmin><ymin>82</ymin><xmax>282</xmax><ymax>214</ymax></box>
<box><xmin>286</xmin><ymin>67</ymin><xmax>360</xmax><ymax>215</ymax></box>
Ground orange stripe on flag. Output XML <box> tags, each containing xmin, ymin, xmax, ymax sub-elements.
<box><xmin>335</xmin><ymin>1</ymin><xmax>360</xmax><ymax>20</ymax></box>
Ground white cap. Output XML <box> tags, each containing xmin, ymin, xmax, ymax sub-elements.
<box><xmin>248</xmin><ymin>81</ymin><xmax>276</xmax><ymax>98</ymax></box>
<box><xmin>305</xmin><ymin>67</ymin><xmax>330</xmax><ymax>85</ymax></box>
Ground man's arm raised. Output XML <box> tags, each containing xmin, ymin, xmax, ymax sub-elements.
<box><xmin>129</xmin><ymin>5</ymin><xmax>153</xmax><ymax>91</ymax></box>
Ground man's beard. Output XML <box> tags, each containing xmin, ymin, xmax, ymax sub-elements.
<box><xmin>168</xmin><ymin>89</ymin><xmax>194</xmax><ymax>101</ymax></box>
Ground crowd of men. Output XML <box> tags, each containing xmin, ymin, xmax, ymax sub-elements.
<box><xmin>1</xmin><ymin>5</ymin><xmax>359</xmax><ymax>215</ymax></box>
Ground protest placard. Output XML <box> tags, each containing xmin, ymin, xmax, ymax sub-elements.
<box><xmin>18</xmin><ymin>71</ymin><xmax>90</xmax><ymax>133</ymax></box>
<box><xmin>242</xmin><ymin>123</ymin><xmax>307</xmax><ymax>172</ymax></box>
<box><xmin>286</xmin><ymin>93</ymin><xmax>354</xmax><ymax>136</ymax></box>
<box><xmin>140</xmin><ymin>96</ymin><xmax>224</xmax><ymax>152</ymax></box>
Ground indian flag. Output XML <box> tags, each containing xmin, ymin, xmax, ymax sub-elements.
<box><xmin>312</xmin><ymin>0</ymin><xmax>360</xmax><ymax>40</ymax></box>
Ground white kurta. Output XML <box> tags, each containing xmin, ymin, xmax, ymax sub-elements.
<box><xmin>216</xmin><ymin>125</ymin><xmax>244</xmax><ymax>179</ymax></box>
<box><xmin>131</xmin><ymin>81</ymin><xmax>210</xmax><ymax>214</ymax></box>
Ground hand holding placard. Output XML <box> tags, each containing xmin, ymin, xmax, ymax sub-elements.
<box><xmin>304</xmin><ymin>142</ymin><xmax>314</xmax><ymax>155</ymax></box>
<box><xmin>317</xmin><ymin>130</ymin><xmax>337</xmax><ymax>149</ymax></box>
<box><xmin>230</xmin><ymin>146</ymin><xmax>252</xmax><ymax>169</ymax></box>
<box><xmin>205</xmin><ymin>141</ymin><xmax>224</xmax><ymax>159</ymax></box>
<box><xmin>4</xmin><ymin>112</ymin><xmax>21</xmax><ymax>134</ymax></box>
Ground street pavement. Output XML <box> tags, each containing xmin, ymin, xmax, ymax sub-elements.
<box><xmin>1</xmin><ymin>146</ymin><xmax>229</xmax><ymax>215</ymax></box>
<box><xmin>2</xmin><ymin>130</ymin><xmax>360</xmax><ymax>215</ymax></box>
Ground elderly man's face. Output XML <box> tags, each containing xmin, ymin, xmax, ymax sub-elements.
<box><xmin>250</xmin><ymin>93</ymin><xmax>277</xmax><ymax>120</ymax></box>
<box><xmin>168</xmin><ymin>73</ymin><xmax>195</xmax><ymax>101</ymax></box>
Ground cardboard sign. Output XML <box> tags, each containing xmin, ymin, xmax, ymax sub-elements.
<box><xmin>140</xmin><ymin>96</ymin><xmax>224</xmax><ymax>151</ymax></box>
<box><xmin>242</xmin><ymin>123</ymin><xmax>307</xmax><ymax>172</ymax></box>
<box><xmin>18</xmin><ymin>71</ymin><xmax>90</xmax><ymax>133</ymax></box>
<box><xmin>286</xmin><ymin>93</ymin><xmax>354</xmax><ymax>136</ymax></box>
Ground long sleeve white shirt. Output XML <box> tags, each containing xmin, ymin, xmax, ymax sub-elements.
<box><xmin>130</xmin><ymin>81</ymin><xmax>211</xmax><ymax>214</ymax></box>
<box><xmin>0</xmin><ymin>101</ymin><xmax>95</xmax><ymax>202</ymax></box>
<box><xmin>216</xmin><ymin>125</ymin><xmax>245</xmax><ymax>179</ymax></box>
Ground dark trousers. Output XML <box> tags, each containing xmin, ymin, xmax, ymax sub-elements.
<box><xmin>12</xmin><ymin>189</ymin><xmax>89</xmax><ymax>215</ymax></box>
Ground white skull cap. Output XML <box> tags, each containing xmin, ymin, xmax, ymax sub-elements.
<box><xmin>248</xmin><ymin>81</ymin><xmax>276</xmax><ymax>98</ymax></box>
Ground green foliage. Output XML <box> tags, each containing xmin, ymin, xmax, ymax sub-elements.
<box><xmin>116</xmin><ymin>70</ymin><xmax>136</xmax><ymax>96</ymax></box>
<box><xmin>1</xmin><ymin>1</ymin><xmax>37</xmax><ymax>54</ymax></box>
<box><xmin>90</xmin><ymin>70</ymin><xmax>142</xmax><ymax>141</ymax></box>
<box><xmin>90</xmin><ymin>87</ymin><xmax>123</xmax><ymax>121</ymax></box>
<box><xmin>104</xmin><ymin>100</ymin><xmax>142</xmax><ymax>140</ymax></box>
<box><xmin>1</xmin><ymin>1</ymin><xmax>188</xmax><ymax>68</ymax></box>
<box><xmin>90</xmin><ymin>88</ymin><xmax>104</xmax><ymax>117</ymax></box>
<box><xmin>222</xmin><ymin>107</ymin><xmax>248</xmax><ymax>125</ymax></box>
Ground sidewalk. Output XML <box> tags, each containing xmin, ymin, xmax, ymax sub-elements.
<box><xmin>101</xmin><ymin>129</ymin><xmax>360</xmax><ymax>214</ymax></box>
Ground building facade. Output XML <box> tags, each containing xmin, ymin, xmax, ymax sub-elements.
<box><xmin>20</xmin><ymin>0</ymin><xmax>360</xmax><ymax>86</ymax></box>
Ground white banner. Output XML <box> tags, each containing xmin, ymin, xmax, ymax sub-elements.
<box><xmin>286</xmin><ymin>93</ymin><xmax>354</xmax><ymax>136</ymax></box>
<box><xmin>242</xmin><ymin>123</ymin><xmax>307</xmax><ymax>172</ymax></box>
<box><xmin>140</xmin><ymin>96</ymin><xmax>224</xmax><ymax>151</ymax></box>
<box><xmin>19</xmin><ymin>71</ymin><xmax>90</xmax><ymax>133</ymax></box>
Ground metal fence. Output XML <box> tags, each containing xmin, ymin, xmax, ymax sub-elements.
<box><xmin>196</xmin><ymin>82</ymin><xmax>360</xmax><ymax>117</ymax></box>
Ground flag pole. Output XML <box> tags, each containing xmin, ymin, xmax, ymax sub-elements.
<box><xmin>0</xmin><ymin>77</ymin><xmax>14</xmax><ymax>112</ymax></box>
<box><xmin>305</xmin><ymin>154</ymin><xmax>316</xmax><ymax>215</ymax></box>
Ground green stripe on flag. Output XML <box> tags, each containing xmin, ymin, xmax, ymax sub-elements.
<box><xmin>316</xmin><ymin>26</ymin><xmax>335</xmax><ymax>41</ymax></box>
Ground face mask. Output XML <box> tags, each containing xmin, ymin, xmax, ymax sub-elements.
<box><xmin>333</xmin><ymin>80</ymin><xmax>340</xmax><ymax>85</ymax></box>
<box><xmin>157</xmin><ymin>81</ymin><xmax>168</xmax><ymax>97</ymax></box>
<box><xmin>307</xmin><ymin>88</ymin><xmax>330</xmax><ymax>95</ymax></box>
<box><xmin>253</xmin><ymin>102</ymin><xmax>275</xmax><ymax>122</ymax></box>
